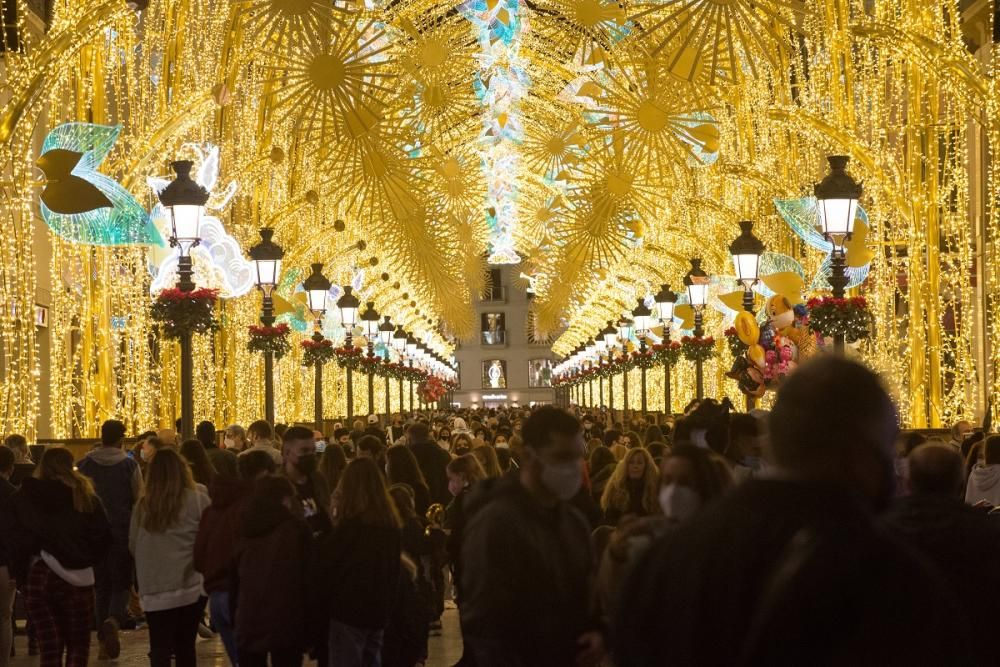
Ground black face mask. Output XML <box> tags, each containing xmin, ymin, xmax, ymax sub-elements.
<box><xmin>296</xmin><ymin>453</ymin><xmax>318</xmax><ymax>475</ymax></box>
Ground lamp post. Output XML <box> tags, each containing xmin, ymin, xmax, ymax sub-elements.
<box><xmin>248</xmin><ymin>228</ymin><xmax>285</xmax><ymax>426</ymax></box>
<box><xmin>379</xmin><ymin>316</ymin><xmax>394</xmax><ymax>417</ymax></box>
<box><xmin>360</xmin><ymin>302</ymin><xmax>380</xmax><ymax>415</ymax></box>
<box><xmin>406</xmin><ymin>333</ymin><xmax>418</xmax><ymax>411</ymax></box>
<box><xmin>601</xmin><ymin>322</ymin><xmax>617</xmax><ymax>413</ymax></box>
<box><xmin>815</xmin><ymin>155</ymin><xmax>862</xmax><ymax>354</ymax></box>
<box><xmin>337</xmin><ymin>286</ymin><xmax>360</xmax><ymax>420</ymax></box>
<box><xmin>159</xmin><ymin>160</ymin><xmax>208</xmax><ymax>439</ymax></box>
<box><xmin>684</xmin><ymin>258</ymin><xmax>710</xmax><ymax>400</ymax></box>
<box><xmin>392</xmin><ymin>326</ymin><xmax>407</xmax><ymax>413</ymax></box>
<box><xmin>595</xmin><ymin>332</ymin><xmax>606</xmax><ymax>408</ymax></box>
<box><xmin>619</xmin><ymin>316</ymin><xmax>634</xmax><ymax>421</ymax></box>
<box><xmin>632</xmin><ymin>299</ymin><xmax>652</xmax><ymax>417</ymax></box>
<box><xmin>729</xmin><ymin>221</ymin><xmax>765</xmax><ymax>314</ymax></box>
<box><xmin>654</xmin><ymin>284</ymin><xmax>677</xmax><ymax>415</ymax></box>
<box><xmin>303</xmin><ymin>263</ymin><xmax>331</xmax><ymax>432</ymax></box>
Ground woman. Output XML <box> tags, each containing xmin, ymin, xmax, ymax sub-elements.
<box><xmin>601</xmin><ymin>448</ymin><xmax>659</xmax><ymax>526</ymax></box>
<box><xmin>643</xmin><ymin>425</ymin><xmax>666</xmax><ymax>447</ymax></box>
<box><xmin>385</xmin><ymin>446</ymin><xmax>431</xmax><ymax>516</ymax></box>
<box><xmin>130</xmin><ymin>448</ymin><xmax>210</xmax><ymax>667</ymax></box>
<box><xmin>471</xmin><ymin>445</ymin><xmax>502</xmax><ymax>479</ymax></box>
<box><xmin>450</xmin><ymin>433</ymin><xmax>474</xmax><ymax>457</ymax></box>
<box><xmin>5</xmin><ymin>447</ymin><xmax>111</xmax><ymax>667</ymax></box>
<box><xmin>588</xmin><ymin>445</ymin><xmax>618</xmax><ymax>504</ymax></box>
<box><xmin>492</xmin><ymin>433</ymin><xmax>509</xmax><ymax>449</ymax></box>
<box><xmin>233</xmin><ymin>476</ymin><xmax>316</xmax><ymax>667</ymax></box>
<box><xmin>179</xmin><ymin>439</ymin><xmax>215</xmax><ymax>487</ymax></box>
<box><xmin>319</xmin><ymin>444</ymin><xmax>348</xmax><ymax>494</ymax></box>
<box><xmin>624</xmin><ymin>431</ymin><xmax>643</xmax><ymax>450</ymax></box>
<box><xmin>435</xmin><ymin>427</ymin><xmax>452</xmax><ymax>451</ymax></box>
<box><xmin>322</xmin><ymin>458</ymin><xmax>402</xmax><ymax>666</ymax></box>
<box><xmin>444</xmin><ymin>455</ymin><xmax>487</xmax><ymax>600</ymax></box>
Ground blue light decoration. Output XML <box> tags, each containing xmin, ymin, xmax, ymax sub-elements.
<box><xmin>35</xmin><ymin>123</ymin><xmax>162</xmax><ymax>246</ymax></box>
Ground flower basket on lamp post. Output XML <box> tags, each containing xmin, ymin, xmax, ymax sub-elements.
<box><xmin>301</xmin><ymin>338</ymin><xmax>335</xmax><ymax>367</ymax></box>
<box><xmin>681</xmin><ymin>336</ymin><xmax>717</xmax><ymax>363</ymax></box>
<box><xmin>806</xmin><ymin>296</ymin><xmax>873</xmax><ymax>344</ymax></box>
<box><xmin>247</xmin><ymin>323</ymin><xmax>291</xmax><ymax>359</ymax></box>
<box><xmin>150</xmin><ymin>287</ymin><xmax>220</xmax><ymax>339</ymax></box>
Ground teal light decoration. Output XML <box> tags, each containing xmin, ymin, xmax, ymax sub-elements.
<box><xmin>36</xmin><ymin>123</ymin><xmax>162</xmax><ymax>246</ymax></box>
<box><xmin>773</xmin><ymin>196</ymin><xmax>871</xmax><ymax>290</ymax></box>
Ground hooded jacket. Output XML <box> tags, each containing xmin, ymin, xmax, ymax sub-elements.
<box><xmin>233</xmin><ymin>505</ymin><xmax>317</xmax><ymax>653</ymax></box>
<box><xmin>4</xmin><ymin>477</ymin><xmax>111</xmax><ymax>582</ymax></box>
<box><xmin>459</xmin><ymin>476</ymin><xmax>596</xmax><ymax>666</ymax></box>
<box><xmin>77</xmin><ymin>446</ymin><xmax>142</xmax><ymax>542</ymax></box>
<box><xmin>965</xmin><ymin>463</ymin><xmax>1000</xmax><ymax>507</ymax></box>
<box><xmin>409</xmin><ymin>438</ymin><xmax>452</xmax><ymax>506</ymax></box>
<box><xmin>194</xmin><ymin>477</ymin><xmax>252</xmax><ymax>593</ymax></box>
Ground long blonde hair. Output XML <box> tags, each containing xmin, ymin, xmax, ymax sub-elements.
<box><xmin>601</xmin><ymin>447</ymin><xmax>659</xmax><ymax>515</ymax></box>
<box><xmin>471</xmin><ymin>445</ymin><xmax>502</xmax><ymax>479</ymax></box>
<box><xmin>137</xmin><ymin>447</ymin><xmax>194</xmax><ymax>532</ymax></box>
<box><xmin>35</xmin><ymin>447</ymin><xmax>97</xmax><ymax>513</ymax></box>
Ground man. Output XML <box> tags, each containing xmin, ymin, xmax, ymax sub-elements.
<box><xmin>0</xmin><ymin>446</ymin><xmax>16</xmax><ymax>667</ymax></box>
<box><xmin>77</xmin><ymin>419</ymin><xmax>143</xmax><ymax>659</ymax></box>
<box><xmin>613</xmin><ymin>357</ymin><xmax>972</xmax><ymax>666</ymax></box>
<box><xmin>280</xmin><ymin>425</ymin><xmax>331</xmax><ymax>537</ymax></box>
<box><xmin>950</xmin><ymin>420</ymin><xmax>974</xmax><ymax>450</ymax></box>
<box><xmin>408</xmin><ymin>422</ymin><xmax>452</xmax><ymax>506</ymax></box>
<box><xmin>3</xmin><ymin>434</ymin><xmax>35</xmax><ymax>486</ymax></box>
<box><xmin>460</xmin><ymin>407</ymin><xmax>604</xmax><ymax>667</ymax></box>
<box><xmin>965</xmin><ymin>435</ymin><xmax>1000</xmax><ymax>507</ymax></box>
<box><xmin>357</xmin><ymin>434</ymin><xmax>386</xmax><ymax>471</ymax></box>
<box><xmin>389</xmin><ymin>414</ymin><xmax>405</xmax><ymax>444</ymax></box>
<box><xmin>364</xmin><ymin>414</ymin><xmax>387</xmax><ymax>444</ymax></box>
<box><xmin>223</xmin><ymin>424</ymin><xmax>249</xmax><ymax>452</ymax></box>
<box><xmin>198</xmin><ymin>420</ymin><xmax>238</xmax><ymax>478</ymax></box>
<box><xmin>333</xmin><ymin>427</ymin><xmax>355</xmax><ymax>457</ymax></box>
<box><xmin>156</xmin><ymin>428</ymin><xmax>178</xmax><ymax>447</ymax></box>
<box><xmin>883</xmin><ymin>443</ymin><xmax>1000</xmax><ymax>666</ymax></box>
<box><xmin>238</xmin><ymin>420</ymin><xmax>283</xmax><ymax>465</ymax></box>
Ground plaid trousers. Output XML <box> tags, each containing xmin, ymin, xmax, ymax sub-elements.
<box><xmin>24</xmin><ymin>560</ymin><xmax>95</xmax><ymax>667</ymax></box>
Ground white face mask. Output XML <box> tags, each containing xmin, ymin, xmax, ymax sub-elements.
<box><xmin>659</xmin><ymin>484</ymin><xmax>701</xmax><ymax>522</ymax></box>
<box><xmin>495</xmin><ymin>441</ymin><xmax>509</xmax><ymax>449</ymax></box>
<box><xmin>541</xmin><ymin>459</ymin><xmax>583</xmax><ymax>501</ymax></box>
<box><xmin>315</xmin><ymin>440</ymin><xmax>327</xmax><ymax>453</ymax></box>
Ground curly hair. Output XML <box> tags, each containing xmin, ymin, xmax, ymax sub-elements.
<box><xmin>600</xmin><ymin>447</ymin><xmax>659</xmax><ymax>515</ymax></box>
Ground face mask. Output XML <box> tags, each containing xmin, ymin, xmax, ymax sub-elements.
<box><xmin>583</xmin><ymin>423</ymin><xmax>592</xmax><ymax>431</ymax></box>
<box><xmin>659</xmin><ymin>484</ymin><xmax>700</xmax><ymax>522</ymax></box>
<box><xmin>295</xmin><ymin>453</ymin><xmax>318</xmax><ymax>475</ymax></box>
<box><xmin>140</xmin><ymin>448</ymin><xmax>149</xmax><ymax>462</ymax></box>
<box><xmin>315</xmin><ymin>440</ymin><xmax>327</xmax><ymax>453</ymax></box>
<box><xmin>224</xmin><ymin>437</ymin><xmax>235</xmax><ymax>449</ymax></box>
<box><xmin>448</xmin><ymin>478</ymin><xmax>466</xmax><ymax>497</ymax></box>
<box><xmin>495</xmin><ymin>441</ymin><xmax>509</xmax><ymax>449</ymax></box>
<box><xmin>541</xmin><ymin>459</ymin><xmax>583</xmax><ymax>501</ymax></box>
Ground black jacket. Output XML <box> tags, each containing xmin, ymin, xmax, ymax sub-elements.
<box><xmin>0</xmin><ymin>477</ymin><xmax>16</xmax><ymax>568</ymax></box>
<box><xmin>320</xmin><ymin>518</ymin><xmax>401</xmax><ymax>630</ymax></box>
<box><xmin>4</xmin><ymin>477</ymin><xmax>112</xmax><ymax>582</ymax></box>
<box><xmin>459</xmin><ymin>476</ymin><xmax>596</xmax><ymax>666</ymax></box>
<box><xmin>613</xmin><ymin>480</ymin><xmax>974</xmax><ymax>667</ymax></box>
<box><xmin>882</xmin><ymin>494</ymin><xmax>1000</xmax><ymax>667</ymax></box>
<box><xmin>409</xmin><ymin>439</ymin><xmax>452</xmax><ymax>506</ymax></box>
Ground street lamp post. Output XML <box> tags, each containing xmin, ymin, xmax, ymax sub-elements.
<box><xmin>729</xmin><ymin>221</ymin><xmax>765</xmax><ymax>409</ymax></box>
<box><xmin>360</xmin><ymin>302</ymin><xmax>380</xmax><ymax>416</ymax></box>
<box><xmin>392</xmin><ymin>326</ymin><xmax>407</xmax><ymax>413</ymax></box>
<box><xmin>685</xmin><ymin>258</ymin><xmax>710</xmax><ymax>400</ymax></box>
<box><xmin>379</xmin><ymin>316</ymin><xmax>394</xmax><ymax>417</ymax></box>
<box><xmin>654</xmin><ymin>284</ymin><xmax>677</xmax><ymax>415</ymax></box>
<box><xmin>815</xmin><ymin>155</ymin><xmax>863</xmax><ymax>354</ymax></box>
<box><xmin>337</xmin><ymin>286</ymin><xmax>360</xmax><ymax>420</ymax></box>
<box><xmin>303</xmin><ymin>263</ymin><xmax>331</xmax><ymax>432</ymax></box>
<box><xmin>249</xmin><ymin>229</ymin><xmax>285</xmax><ymax>426</ymax></box>
<box><xmin>632</xmin><ymin>299</ymin><xmax>653</xmax><ymax>417</ymax></box>
<box><xmin>159</xmin><ymin>160</ymin><xmax>208</xmax><ymax>440</ymax></box>
<box><xmin>619</xmin><ymin>316</ymin><xmax>634</xmax><ymax>421</ymax></box>
<box><xmin>405</xmin><ymin>333</ymin><xmax>418</xmax><ymax>412</ymax></box>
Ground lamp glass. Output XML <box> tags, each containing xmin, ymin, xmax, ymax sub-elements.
<box><xmin>306</xmin><ymin>287</ymin><xmax>327</xmax><ymax>314</ymax></box>
<box><xmin>732</xmin><ymin>253</ymin><xmax>760</xmax><ymax>287</ymax></box>
<box><xmin>657</xmin><ymin>300</ymin><xmax>675</xmax><ymax>323</ymax></box>
<box><xmin>818</xmin><ymin>197</ymin><xmax>858</xmax><ymax>238</ymax></box>
<box><xmin>688</xmin><ymin>283</ymin><xmax>709</xmax><ymax>308</ymax></box>
<box><xmin>254</xmin><ymin>258</ymin><xmax>281</xmax><ymax>289</ymax></box>
<box><xmin>170</xmin><ymin>204</ymin><xmax>202</xmax><ymax>251</ymax></box>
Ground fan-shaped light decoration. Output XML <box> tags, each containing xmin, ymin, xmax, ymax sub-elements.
<box><xmin>631</xmin><ymin>0</ymin><xmax>806</xmax><ymax>85</ymax></box>
<box><xmin>36</xmin><ymin>123</ymin><xmax>161</xmax><ymax>246</ymax></box>
<box><xmin>239</xmin><ymin>0</ymin><xmax>355</xmax><ymax>48</ymax></box>
<box><xmin>524</xmin><ymin>0</ymin><xmax>628</xmax><ymax>67</ymax></box>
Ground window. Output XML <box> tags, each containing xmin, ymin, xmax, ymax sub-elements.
<box><xmin>482</xmin><ymin>360</ymin><xmax>507</xmax><ymax>389</ymax></box>
<box><xmin>481</xmin><ymin>312</ymin><xmax>506</xmax><ymax>344</ymax></box>
<box><xmin>528</xmin><ymin>359</ymin><xmax>553</xmax><ymax>387</ymax></box>
<box><xmin>484</xmin><ymin>268</ymin><xmax>504</xmax><ymax>301</ymax></box>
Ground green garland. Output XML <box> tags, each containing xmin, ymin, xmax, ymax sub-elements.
<box><xmin>681</xmin><ymin>336</ymin><xmax>717</xmax><ymax>362</ymax></box>
<box><xmin>247</xmin><ymin>323</ymin><xmax>291</xmax><ymax>359</ymax></box>
<box><xmin>301</xmin><ymin>338</ymin><xmax>335</xmax><ymax>366</ymax></box>
<box><xmin>724</xmin><ymin>327</ymin><xmax>749</xmax><ymax>358</ymax></box>
<box><xmin>150</xmin><ymin>287</ymin><xmax>219</xmax><ymax>340</ymax></box>
<box><xmin>807</xmin><ymin>296</ymin><xmax>873</xmax><ymax>343</ymax></box>
<box><xmin>652</xmin><ymin>342</ymin><xmax>682</xmax><ymax>367</ymax></box>
<box><xmin>335</xmin><ymin>346</ymin><xmax>363</xmax><ymax>370</ymax></box>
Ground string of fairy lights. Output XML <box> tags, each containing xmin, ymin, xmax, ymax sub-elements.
<box><xmin>0</xmin><ymin>0</ymin><xmax>998</xmax><ymax>437</ymax></box>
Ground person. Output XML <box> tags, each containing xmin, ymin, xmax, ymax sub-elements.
<box><xmin>435</xmin><ymin>427</ymin><xmax>452</xmax><ymax>450</ymax></box>
<box><xmin>357</xmin><ymin>435</ymin><xmax>387</xmax><ymax>472</ymax></box>
<box><xmin>588</xmin><ymin>445</ymin><xmax>617</xmax><ymax>504</ymax></box>
<box><xmin>4</xmin><ymin>447</ymin><xmax>111</xmax><ymax>667</ymax></box>
<box><xmin>334</xmin><ymin>428</ymin><xmax>355</xmax><ymax>458</ymax></box>
<box><xmin>950</xmin><ymin>419</ymin><xmax>974</xmax><ymax>450</ymax></box>
<box><xmin>623</xmin><ymin>431</ymin><xmax>642</xmax><ymax>449</ymax></box>
<box><xmin>965</xmin><ymin>434</ymin><xmax>1000</xmax><ymax>507</ymax></box>
<box><xmin>724</xmin><ymin>413</ymin><xmax>763</xmax><ymax>483</ymax></box>
<box><xmin>349</xmin><ymin>420</ymin><xmax>367</xmax><ymax>447</ymax></box>
<box><xmin>364</xmin><ymin>415</ymin><xmax>387</xmax><ymax>444</ymax></box>
<box><xmin>233</xmin><ymin>476</ymin><xmax>318</xmax><ymax>667</ymax></box>
<box><xmin>223</xmin><ymin>425</ymin><xmax>249</xmax><ymax>453</ymax></box>
<box><xmin>471</xmin><ymin>445</ymin><xmax>502</xmax><ymax>479</ymax></box>
<box><xmin>450</xmin><ymin>433</ymin><xmax>473</xmax><ymax>457</ymax></box>
<box><xmin>460</xmin><ymin>407</ymin><xmax>604</xmax><ymax>666</ymax></box>
<box><xmin>642</xmin><ymin>424</ymin><xmax>665</xmax><ymax>447</ymax></box>
<box><xmin>134</xmin><ymin>432</ymin><xmax>164</xmax><ymax>471</ymax></box>
<box><xmin>130</xmin><ymin>448</ymin><xmax>210</xmax><ymax>667</ymax></box>
<box><xmin>600</xmin><ymin>448</ymin><xmax>659</xmax><ymax>526</ymax></box>
<box><xmin>3</xmin><ymin>434</ymin><xmax>36</xmax><ymax>486</ymax></box>
<box><xmin>319</xmin><ymin>443</ymin><xmax>349</xmax><ymax>494</ymax></box>
<box><xmin>389</xmin><ymin>415</ymin><xmax>405</xmax><ymax>445</ymax></box>
<box><xmin>385</xmin><ymin>445</ymin><xmax>431</xmax><ymax>516</ymax></box>
<box><xmin>445</xmin><ymin>455</ymin><xmax>487</xmax><ymax>609</ymax></box>
<box><xmin>408</xmin><ymin>422</ymin><xmax>452</xmax><ymax>506</ymax></box>
<box><xmin>282</xmin><ymin>426</ymin><xmax>332</xmax><ymax>537</ymax></box>
<box><xmin>179</xmin><ymin>439</ymin><xmax>216</xmax><ymax>487</ymax></box>
<box><xmin>0</xmin><ymin>446</ymin><xmax>15</xmax><ymax>667</ymax></box>
<box><xmin>883</xmin><ymin>442</ymin><xmax>1000</xmax><ymax>666</ymax></box>
<box><xmin>194</xmin><ymin>452</ymin><xmax>269</xmax><ymax>666</ymax></box>
<box><xmin>385</xmin><ymin>486</ymin><xmax>431</xmax><ymax>666</ymax></box>
<box><xmin>76</xmin><ymin>419</ymin><xmax>143</xmax><ymax>659</ymax></box>
<box><xmin>612</xmin><ymin>356</ymin><xmax>973</xmax><ymax>666</ymax></box>
<box><xmin>198</xmin><ymin>421</ymin><xmax>238</xmax><ymax>478</ymax></box>
<box><xmin>239</xmin><ymin>420</ymin><xmax>283</xmax><ymax>465</ymax></box>
<box><xmin>321</xmin><ymin>458</ymin><xmax>402</xmax><ymax>666</ymax></box>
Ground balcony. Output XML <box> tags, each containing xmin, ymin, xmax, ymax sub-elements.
<box><xmin>481</xmin><ymin>329</ymin><xmax>508</xmax><ymax>347</ymax></box>
<box><xmin>480</xmin><ymin>286</ymin><xmax>507</xmax><ymax>304</ymax></box>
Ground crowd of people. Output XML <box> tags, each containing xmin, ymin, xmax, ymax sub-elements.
<box><xmin>1</xmin><ymin>355</ymin><xmax>999</xmax><ymax>666</ymax></box>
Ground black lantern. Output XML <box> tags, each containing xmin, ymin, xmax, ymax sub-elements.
<box><xmin>248</xmin><ymin>228</ymin><xmax>284</xmax><ymax>297</ymax></box>
<box><xmin>302</xmin><ymin>262</ymin><xmax>331</xmax><ymax>315</ymax></box>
